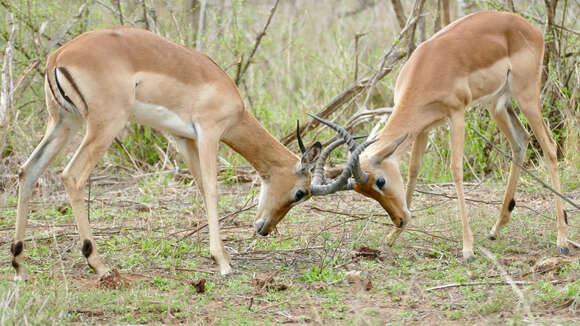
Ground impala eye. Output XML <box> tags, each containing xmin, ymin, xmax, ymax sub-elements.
<box><xmin>295</xmin><ymin>190</ymin><xmax>306</xmax><ymax>201</ymax></box>
<box><xmin>376</xmin><ymin>177</ymin><xmax>386</xmax><ymax>189</ymax></box>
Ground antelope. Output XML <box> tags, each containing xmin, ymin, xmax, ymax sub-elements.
<box><xmin>11</xmin><ymin>26</ymin><xmax>365</xmax><ymax>280</ymax></box>
<box><xmin>264</xmin><ymin>11</ymin><xmax>571</xmax><ymax>261</ymax></box>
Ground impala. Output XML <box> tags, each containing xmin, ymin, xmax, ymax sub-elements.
<box><xmin>350</xmin><ymin>11</ymin><xmax>569</xmax><ymax>260</ymax></box>
<box><xmin>271</xmin><ymin>11</ymin><xmax>570</xmax><ymax>261</ymax></box>
<box><xmin>11</xmin><ymin>26</ymin><xmax>365</xmax><ymax>279</ymax></box>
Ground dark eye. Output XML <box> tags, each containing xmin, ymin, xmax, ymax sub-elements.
<box><xmin>376</xmin><ymin>177</ymin><xmax>385</xmax><ymax>189</ymax></box>
<box><xmin>295</xmin><ymin>190</ymin><xmax>306</xmax><ymax>201</ymax></box>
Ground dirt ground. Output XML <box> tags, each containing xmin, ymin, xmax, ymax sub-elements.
<box><xmin>0</xmin><ymin>171</ymin><xmax>579</xmax><ymax>325</ymax></box>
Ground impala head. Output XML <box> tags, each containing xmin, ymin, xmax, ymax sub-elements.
<box><xmin>354</xmin><ymin>146</ymin><xmax>410</xmax><ymax>228</ymax></box>
<box><xmin>255</xmin><ymin>120</ymin><xmax>371</xmax><ymax>236</ymax></box>
<box><xmin>254</xmin><ymin>123</ymin><xmax>321</xmax><ymax>236</ymax></box>
<box><xmin>309</xmin><ymin>115</ymin><xmax>411</xmax><ymax>229</ymax></box>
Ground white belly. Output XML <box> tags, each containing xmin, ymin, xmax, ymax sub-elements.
<box><xmin>130</xmin><ymin>101</ymin><xmax>197</xmax><ymax>139</ymax></box>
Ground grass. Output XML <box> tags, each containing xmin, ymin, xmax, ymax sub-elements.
<box><xmin>1</xmin><ymin>174</ymin><xmax>578</xmax><ymax>325</ymax></box>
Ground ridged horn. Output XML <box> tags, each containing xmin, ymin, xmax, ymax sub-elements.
<box><xmin>308</xmin><ymin>114</ymin><xmax>372</xmax><ymax>185</ymax></box>
<box><xmin>311</xmin><ymin>139</ymin><xmax>376</xmax><ymax>196</ymax></box>
<box><xmin>312</xmin><ymin>136</ymin><xmax>366</xmax><ymax>186</ymax></box>
<box><xmin>296</xmin><ymin>120</ymin><xmax>306</xmax><ymax>154</ymax></box>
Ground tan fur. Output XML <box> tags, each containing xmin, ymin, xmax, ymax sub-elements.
<box><xmin>12</xmin><ymin>27</ymin><xmax>318</xmax><ymax>278</ymax></box>
<box><xmin>357</xmin><ymin>11</ymin><xmax>568</xmax><ymax>260</ymax></box>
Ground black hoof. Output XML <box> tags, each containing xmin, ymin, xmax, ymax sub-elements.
<box><xmin>488</xmin><ymin>235</ymin><xmax>496</xmax><ymax>241</ymax></box>
<box><xmin>465</xmin><ymin>256</ymin><xmax>476</xmax><ymax>264</ymax></box>
<box><xmin>558</xmin><ymin>247</ymin><xmax>570</xmax><ymax>255</ymax></box>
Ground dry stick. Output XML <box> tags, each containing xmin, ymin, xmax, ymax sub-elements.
<box><xmin>469</xmin><ymin>127</ymin><xmax>579</xmax><ymax>210</ymax></box>
<box><xmin>177</xmin><ymin>203</ymin><xmax>257</xmax><ymax>240</ymax></box>
<box><xmin>480</xmin><ymin>247</ymin><xmax>532</xmax><ymax>317</ymax></box>
<box><xmin>235</xmin><ymin>0</ymin><xmax>281</xmax><ymax>85</ymax></box>
<box><xmin>44</xmin><ymin>2</ymin><xmax>89</xmax><ymax>53</ymax></box>
<box><xmin>425</xmin><ymin>279</ymin><xmax>566</xmax><ymax>292</ymax></box>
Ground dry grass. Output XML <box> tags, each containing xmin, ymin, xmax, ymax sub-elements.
<box><xmin>1</xmin><ymin>172</ymin><xmax>578</xmax><ymax>324</ymax></box>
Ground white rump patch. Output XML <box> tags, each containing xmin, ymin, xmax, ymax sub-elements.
<box><xmin>131</xmin><ymin>101</ymin><xmax>197</xmax><ymax>139</ymax></box>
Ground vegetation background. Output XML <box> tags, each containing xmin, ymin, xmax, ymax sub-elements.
<box><xmin>0</xmin><ymin>0</ymin><xmax>578</xmax><ymax>325</ymax></box>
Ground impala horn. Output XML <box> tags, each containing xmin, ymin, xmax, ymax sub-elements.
<box><xmin>311</xmin><ymin>138</ymin><xmax>377</xmax><ymax>196</ymax></box>
<box><xmin>296</xmin><ymin>120</ymin><xmax>306</xmax><ymax>154</ymax></box>
<box><xmin>307</xmin><ymin>114</ymin><xmax>372</xmax><ymax>186</ymax></box>
<box><xmin>312</xmin><ymin>136</ymin><xmax>366</xmax><ymax>186</ymax></box>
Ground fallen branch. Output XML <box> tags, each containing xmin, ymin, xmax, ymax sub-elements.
<box><xmin>480</xmin><ymin>247</ymin><xmax>531</xmax><ymax>316</ymax></box>
<box><xmin>176</xmin><ymin>203</ymin><xmax>257</xmax><ymax>240</ymax></box>
<box><xmin>425</xmin><ymin>279</ymin><xmax>567</xmax><ymax>292</ymax></box>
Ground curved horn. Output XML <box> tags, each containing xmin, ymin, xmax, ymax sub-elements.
<box><xmin>312</xmin><ymin>136</ymin><xmax>366</xmax><ymax>186</ymax></box>
<box><xmin>307</xmin><ymin>114</ymin><xmax>358</xmax><ymax>152</ymax></box>
<box><xmin>296</xmin><ymin>120</ymin><xmax>306</xmax><ymax>154</ymax></box>
<box><xmin>308</xmin><ymin>114</ymin><xmax>372</xmax><ymax>185</ymax></box>
<box><xmin>311</xmin><ymin>139</ymin><xmax>376</xmax><ymax>196</ymax></box>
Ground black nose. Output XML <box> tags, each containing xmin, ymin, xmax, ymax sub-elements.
<box><xmin>255</xmin><ymin>220</ymin><xmax>269</xmax><ymax>236</ymax></box>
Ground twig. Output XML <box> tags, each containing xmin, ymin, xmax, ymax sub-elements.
<box><xmin>44</xmin><ymin>2</ymin><xmax>89</xmax><ymax>53</ymax></box>
<box><xmin>235</xmin><ymin>0</ymin><xmax>281</xmax><ymax>85</ymax></box>
<box><xmin>469</xmin><ymin>126</ymin><xmax>579</xmax><ymax>209</ymax></box>
<box><xmin>177</xmin><ymin>203</ymin><xmax>257</xmax><ymax>240</ymax></box>
<box><xmin>425</xmin><ymin>279</ymin><xmax>566</xmax><ymax>292</ymax></box>
<box><xmin>480</xmin><ymin>247</ymin><xmax>531</xmax><ymax>316</ymax></box>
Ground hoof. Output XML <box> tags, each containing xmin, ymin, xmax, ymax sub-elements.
<box><xmin>488</xmin><ymin>235</ymin><xmax>496</xmax><ymax>241</ymax></box>
<box><xmin>13</xmin><ymin>275</ymin><xmax>25</xmax><ymax>282</ymax></box>
<box><xmin>558</xmin><ymin>247</ymin><xmax>570</xmax><ymax>255</ymax></box>
<box><xmin>464</xmin><ymin>255</ymin><xmax>476</xmax><ymax>264</ymax></box>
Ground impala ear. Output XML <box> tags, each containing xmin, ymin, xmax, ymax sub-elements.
<box><xmin>372</xmin><ymin>133</ymin><xmax>408</xmax><ymax>165</ymax></box>
<box><xmin>300</xmin><ymin>141</ymin><xmax>322</xmax><ymax>172</ymax></box>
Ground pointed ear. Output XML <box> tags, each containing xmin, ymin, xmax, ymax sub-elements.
<box><xmin>371</xmin><ymin>133</ymin><xmax>408</xmax><ymax>166</ymax></box>
<box><xmin>301</xmin><ymin>141</ymin><xmax>322</xmax><ymax>166</ymax></box>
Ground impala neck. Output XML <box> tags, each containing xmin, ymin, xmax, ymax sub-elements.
<box><xmin>222</xmin><ymin>110</ymin><xmax>298</xmax><ymax>177</ymax></box>
<box><xmin>365</xmin><ymin>105</ymin><xmax>431</xmax><ymax>164</ymax></box>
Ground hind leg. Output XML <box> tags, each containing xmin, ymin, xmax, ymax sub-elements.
<box><xmin>487</xmin><ymin>97</ymin><xmax>530</xmax><ymax>240</ymax></box>
<box><xmin>12</xmin><ymin>104</ymin><xmax>80</xmax><ymax>281</ymax></box>
<box><xmin>62</xmin><ymin>111</ymin><xmax>129</xmax><ymax>276</ymax></box>
<box><xmin>512</xmin><ymin>73</ymin><xmax>568</xmax><ymax>254</ymax></box>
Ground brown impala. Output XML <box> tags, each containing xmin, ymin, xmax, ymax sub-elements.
<box><xmin>265</xmin><ymin>11</ymin><xmax>571</xmax><ymax>261</ymax></box>
<box><xmin>11</xmin><ymin>26</ymin><xmax>371</xmax><ymax>279</ymax></box>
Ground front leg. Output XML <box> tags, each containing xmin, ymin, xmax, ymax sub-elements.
<box><xmin>196</xmin><ymin>132</ymin><xmax>232</xmax><ymax>275</ymax></box>
<box><xmin>449</xmin><ymin>111</ymin><xmax>475</xmax><ymax>263</ymax></box>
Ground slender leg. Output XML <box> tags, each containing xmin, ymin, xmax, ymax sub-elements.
<box><xmin>449</xmin><ymin>110</ymin><xmax>474</xmax><ymax>262</ymax></box>
<box><xmin>196</xmin><ymin>132</ymin><xmax>232</xmax><ymax>275</ymax></box>
<box><xmin>174</xmin><ymin>137</ymin><xmax>205</xmax><ymax>197</ymax></box>
<box><xmin>487</xmin><ymin>99</ymin><xmax>530</xmax><ymax>240</ymax></box>
<box><xmin>385</xmin><ymin>131</ymin><xmax>430</xmax><ymax>246</ymax></box>
<box><xmin>406</xmin><ymin>131</ymin><xmax>430</xmax><ymax>207</ymax></box>
<box><xmin>514</xmin><ymin>91</ymin><xmax>568</xmax><ymax>254</ymax></box>
<box><xmin>61</xmin><ymin>115</ymin><xmax>128</xmax><ymax>277</ymax></box>
<box><xmin>12</xmin><ymin>109</ymin><xmax>79</xmax><ymax>281</ymax></box>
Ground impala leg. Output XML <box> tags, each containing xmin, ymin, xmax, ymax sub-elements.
<box><xmin>196</xmin><ymin>132</ymin><xmax>232</xmax><ymax>275</ymax></box>
<box><xmin>385</xmin><ymin>131</ymin><xmax>430</xmax><ymax>246</ymax></box>
<box><xmin>514</xmin><ymin>91</ymin><xmax>569</xmax><ymax>254</ymax></box>
<box><xmin>449</xmin><ymin>111</ymin><xmax>475</xmax><ymax>262</ymax></box>
<box><xmin>174</xmin><ymin>137</ymin><xmax>205</xmax><ymax>197</ymax></box>
<box><xmin>488</xmin><ymin>100</ymin><xmax>530</xmax><ymax>240</ymax></box>
<box><xmin>405</xmin><ymin>130</ymin><xmax>430</xmax><ymax>207</ymax></box>
<box><xmin>12</xmin><ymin>110</ymin><xmax>79</xmax><ymax>281</ymax></box>
<box><xmin>62</xmin><ymin>116</ymin><xmax>128</xmax><ymax>277</ymax></box>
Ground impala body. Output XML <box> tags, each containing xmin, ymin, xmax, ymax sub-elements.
<box><xmin>11</xmin><ymin>27</ymin><xmax>338</xmax><ymax>278</ymax></box>
<box><xmin>258</xmin><ymin>11</ymin><xmax>569</xmax><ymax>261</ymax></box>
<box><xmin>354</xmin><ymin>11</ymin><xmax>569</xmax><ymax>260</ymax></box>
